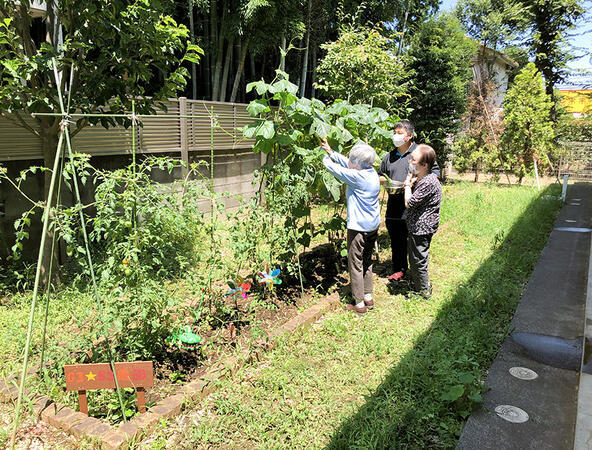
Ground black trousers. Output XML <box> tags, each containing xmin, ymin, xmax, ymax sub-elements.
<box><xmin>408</xmin><ymin>233</ymin><xmax>433</xmax><ymax>292</ymax></box>
<box><xmin>386</xmin><ymin>218</ymin><xmax>408</xmax><ymax>273</ymax></box>
<box><xmin>385</xmin><ymin>192</ymin><xmax>408</xmax><ymax>273</ymax></box>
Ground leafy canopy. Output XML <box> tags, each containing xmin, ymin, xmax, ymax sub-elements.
<box><xmin>0</xmin><ymin>0</ymin><xmax>202</xmax><ymax>135</ymax></box>
<box><xmin>315</xmin><ymin>27</ymin><xmax>408</xmax><ymax>115</ymax></box>
<box><xmin>405</xmin><ymin>13</ymin><xmax>476</xmax><ymax>165</ymax></box>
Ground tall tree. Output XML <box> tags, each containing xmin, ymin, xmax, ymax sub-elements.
<box><xmin>501</xmin><ymin>62</ymin><xmax>555</xmax><ymax>183</ymax></box>
<box><xmin>315</xmin><ymin>26</ymin><xmax>407</xmax><ymax>114</ymax></box>
<box><xmin>455</xmin><ymin>0</ymin><xmax>524</xmax><ymax>52</ymax></box>
<box><xmin>0</xmin><ymin>0</ymin><xmax>200</xmax><ymax>277</ymax></box>
<box><xmin>512</xmin><ymin>0</ymin><xmax>585</xmax><ymax>118</ymax></box>
<box><xmin>406</xmin><ymin>13</ymin><xmax>476</xmax><ymax>165</ymax></box>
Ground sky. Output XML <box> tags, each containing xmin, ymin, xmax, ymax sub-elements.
<box><xmin>439</xmin><ymin>0</ymin><xmax>592</xmax><ymax>87</ymax></box>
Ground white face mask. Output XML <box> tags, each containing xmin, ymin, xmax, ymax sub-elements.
<box><xmin>392</xmin><ymin>133</ymin><xmax>406</xmax><ymax>148</ymax></box>
<box><xmin>409</xmin><ymin>163</ymin><xmax>417</xmax><ymax>174</ymax></box>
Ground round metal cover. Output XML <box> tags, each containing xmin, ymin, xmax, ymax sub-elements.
<box><xmin>509</xmin><ymin>367</ymin><xmax>538</xmax><ymax>380</ymax></box>
<box><xmin>495</xmin><ymin>405</ymin><xmax>529</xmax><ymax>423</ymax></box>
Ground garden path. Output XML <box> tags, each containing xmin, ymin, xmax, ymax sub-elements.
<box><xmin>458</xmin><ymin>182</ymin><xmax>592</xmax><ymax>449</ymax></box>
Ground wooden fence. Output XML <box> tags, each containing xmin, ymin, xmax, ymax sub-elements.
<box><xmin>0</xmin><ymin>98</ymin><xmax>261</xmax><ymax>208</ymax></box>
<box><xmin>0</xmin><ymin>98</ymin><xmax>255</xmax><ymax>161</ymax></box>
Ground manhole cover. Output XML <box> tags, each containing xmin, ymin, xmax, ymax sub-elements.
<box><xmin>509</xmin><ymin>367</ymin><xmax>538</xmax><ymax>380</ymax></box>
<box><xmin>495</xmin><ymin>405</ymin><xmax>529</xmax><ymax>423</ymax></box>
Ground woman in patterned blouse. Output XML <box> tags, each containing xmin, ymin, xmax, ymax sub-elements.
<box><xmin>403</xmin><ymin>144</ymin><xmax>442</xmax><ymax>298</ymax></box>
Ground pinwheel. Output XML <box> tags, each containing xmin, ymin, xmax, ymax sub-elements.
<box><xmin>226</xmin><ymin>277</ymin><xmax>251</xmax><ymax>300</ymax></box>
<box><xmin>258</xmin><ymin>267</ymin><xmax>282</xmax><ymax>288</ymax></box>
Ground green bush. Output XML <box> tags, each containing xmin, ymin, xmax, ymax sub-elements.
<box><xmin>556</xmin><ymin>118</ymin><xmax>592</xmax><ymax>142</ymax></box>
<box><xmin>57</xmin><ymin>155</ymin><xmax>210</xmax><ymax>286</ymax></box>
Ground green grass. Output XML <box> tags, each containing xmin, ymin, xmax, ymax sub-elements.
<box><xmin>179</xmin><ymin>182</ymin><xmax>562</xmax><ymax>448</ymax></box>
<box><xmin>0</xmin><ymin>182</ymin><xmax>562</xmax><ymax>447</ymax></box>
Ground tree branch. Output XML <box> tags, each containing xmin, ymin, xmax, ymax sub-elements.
<box><xmin>2</xmin><ymin>111</ymin><xmax>41</xmax><ymax>137</ymax></box>
<box><xmin>70</xmin><ymin>119</ymin><xmax>89</xmax><ymax>139</ymax></box>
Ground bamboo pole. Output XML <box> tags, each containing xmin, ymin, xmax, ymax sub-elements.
<box><xmin>10</xmin><ymin>127</ymin><xmax>65</xmax><ymax>449</ymax></box>
<box><xmin>52</xmin><ymin>62</ymin><xmax>128</xmax><ymax>422</ymax></box>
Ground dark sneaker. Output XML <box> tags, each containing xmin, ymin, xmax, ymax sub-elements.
<box><xmin>408</xmin><ymin>285</ymin><xmax>432</xmax><ymax>300</ymax></box>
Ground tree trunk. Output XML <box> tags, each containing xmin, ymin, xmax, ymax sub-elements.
<box><xmin>41</xmin><ymin>126</ymin><xmax>61</xmax><ymax>286</ymax></box>
<box><xmin>230</xmin><ymin>36</ymin><xmax>250</xmax><ymax>103</ymax></box>
<box><xmin>250</xmin><ymin>52</ymin><xmax>256</xmax><ymax>80</ymax></box>
<box><xmin>188</xmin><ymin>0</ymin><xmax>197</xmax><ymax>99</ymax></box>
<box><xmin>219</xmin><ymin>38</ymin><xmax>233</xmax><ymax>102</ymax></box>
<box><xmin>311</xmin><ymin>46</ymin><xmax>317</xmax><ymax>98</ymax></box>
<box><xmin>280</xmin><ymin>34</ymin><xmax>286</xmax><ymax>73</ymax></box>
<box><xmin>203</xmin><ymin>15</ymin><xmax>211</xmax><ymax>99</ymax></box>
<box><xmin>299</xmin><ymin>0</ymin><xmax>311</xmax><ymax>97</ymax></box>
<box><xmin>211</xmin><ymin>2</ymin><xmax>225</xmax><ymax>100</ymax></box>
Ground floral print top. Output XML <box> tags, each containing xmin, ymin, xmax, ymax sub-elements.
<box><xmin>405</xmin><ymin>173</ymin><xmax>442</xmax><ymax>235</ymax></box>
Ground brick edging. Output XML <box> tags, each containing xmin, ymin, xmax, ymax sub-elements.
<box><xmin>1</xmin><ymin>292</ymin><xmax>341</xmax><ymax>449</ymax></box>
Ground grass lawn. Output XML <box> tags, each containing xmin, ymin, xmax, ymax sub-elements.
<box><xmin>167</xmin><ymin>181</ymin><xmax>562</xmax><ymax>449</ymax></box>
<box><xmin>0</xmin><ymin>181</ymin><xmax>562</xmax><ymax>448</ymax></box>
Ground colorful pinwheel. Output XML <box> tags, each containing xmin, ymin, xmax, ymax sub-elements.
<box><xmin>226</xmin><ymin>277</ymin><xmax>251</xmax><ymax>300</ymax></box>
<box><xmin>258</xmin><ymin>267</ymin><xmax>282</xmax><ymax>288</ymax></box>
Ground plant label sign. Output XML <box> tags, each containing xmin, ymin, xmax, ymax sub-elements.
<box><xmin>64</xmin><ymin>361</ymin><xmax>154</xmax><ymax>415</ymax></box>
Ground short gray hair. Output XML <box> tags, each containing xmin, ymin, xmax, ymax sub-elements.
<box><xmin>348</xmin><ymin>144</ymin><xmax>376</xmax><ymax>169</ymax></box>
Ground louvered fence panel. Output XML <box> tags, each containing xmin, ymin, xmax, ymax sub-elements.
<box><xmin>0</xmin><ymin>99</ymin><xmax>256</xmax><ymax>159</ymax></box>
<box><xmin>73</xmin><ymin>123</ymin><xmax>136</xmax><ymax>155</ymax></box>
<box><xmin>0</xmin><ymin>115</ymin><xmax>43</xmax><ymax>160</ymax></box>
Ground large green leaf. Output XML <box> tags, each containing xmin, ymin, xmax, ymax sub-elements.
<box><xmin>311</xmin><ymin>118</ymin><xmax>332</xmax><ymax>138</ymax></box>
<box><xmin>326</xmin><ymin>101</ymin><xmax>351</xmax><ymax>115</ymax></box>
<box><xmin>275</xmin><ymin>132</ymin><xmax>294</xmax><ymax>146</ymax></box>
<box><xmin>246</xmin><ymin>80</ymin><xmax>271</xmax><ymax>96</ymax></box>
<box><xmin>256</xmin><ymin>120</ymin><xmax>275</xmax><ymax>139</ymax></box>
<box><xmin>295</xmin><ymin>98</ymin><xmax>313</xmax><ymax>114</ymax></box>
<box><xmin>243</xmin><ymin>120</ymin><xmax>275</xmax><ymax>140</ymax></box>
<box><xmin>246</xmin><ymin>99</ymin><xmax>270</xmax><ymax>117</ymax></box>
<box><xmin>270</xmin><ymin>79</ymin><xmax>298</xmax><ymax>95</ymax></box>
<box><xmin>322</xmin><ymin>172</ymin><xmax>342</xmax><ymax>201</ymax></box>
<box><xmin>275</xmin><ymin>91</ymin><xmax>297</xmax><ymax>107</ymax></box>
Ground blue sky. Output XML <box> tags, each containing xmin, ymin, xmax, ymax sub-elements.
<box><xmin>439</xmin><ymin>0</ymin><xmax>592</xmax><ymax>79</ymax></box>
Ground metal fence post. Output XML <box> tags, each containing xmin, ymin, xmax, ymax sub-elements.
<box><xmin>562</xmin><ymin>174</ymin><xmax>569</xmax><ymax>202</ymax></box>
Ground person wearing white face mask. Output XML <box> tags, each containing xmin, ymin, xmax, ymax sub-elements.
<box><xmin>378</xmin><ymin>120</ymin><xmax>440</xmax><ymax>282</ymax></box>
<box><xmin>403</xmin><ymin>145</ymin><xmax>442</xmax><ymax>298</ymax></box>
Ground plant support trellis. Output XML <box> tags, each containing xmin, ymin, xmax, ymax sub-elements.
<box><xmin>9</xmin><ymin>59</ymin><xmax>229</xmax><ymax>448</ymax></box>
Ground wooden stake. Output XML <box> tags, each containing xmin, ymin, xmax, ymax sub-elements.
<box><xmin>78</xmin><ymin>390</ymin><xmax>88</xmax><ymax>415</ymax></box>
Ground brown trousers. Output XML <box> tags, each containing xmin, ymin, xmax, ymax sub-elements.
<box><xmin>347</xmin><ymin>228</ymin><xmax>378</xmax><ymax>302</ymax></box>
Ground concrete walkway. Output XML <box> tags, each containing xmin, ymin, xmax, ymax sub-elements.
<box><xmin>457</xmin><ymin>183</ymin><xmax>592</xmax><ymax>450</ymax></box>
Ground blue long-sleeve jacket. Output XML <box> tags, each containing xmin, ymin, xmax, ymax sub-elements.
<box><xmin>323</xmin><ymin>152</ymin><xmax>380</xmax><ymax>232</ymax></box>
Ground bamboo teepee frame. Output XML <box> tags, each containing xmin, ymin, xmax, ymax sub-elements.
<box><xmin>9</xmin><ymin>59</ymin><xmax>224</xmax><ymax>448</ymax></box>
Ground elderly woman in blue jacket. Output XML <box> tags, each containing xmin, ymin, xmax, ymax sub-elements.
<box><xmin>321</xmin><ymin>139</ymin><xmax>380</xmax><ymax>314</ymax></box>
